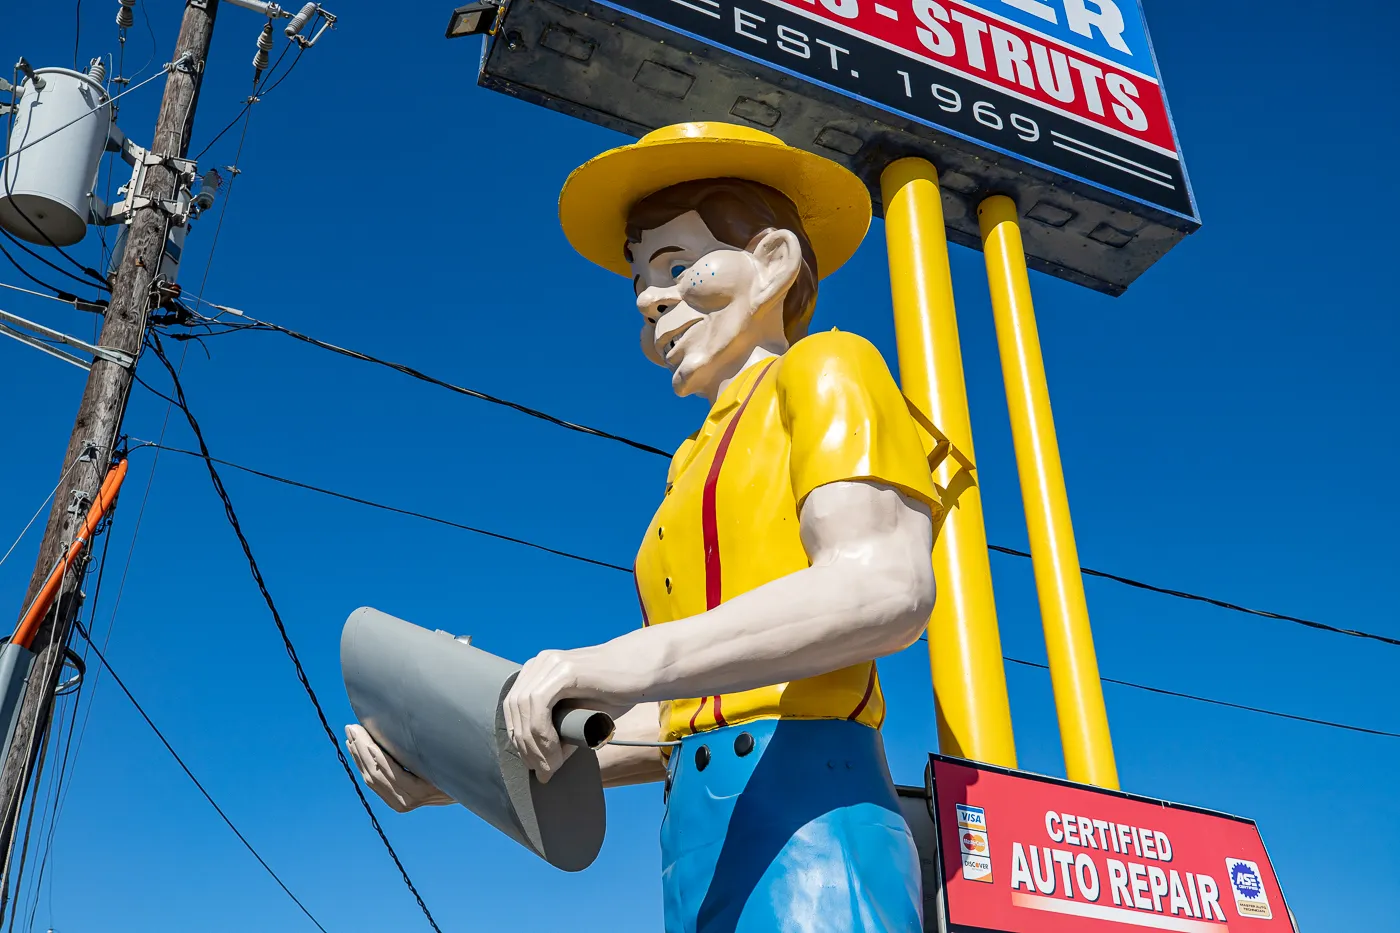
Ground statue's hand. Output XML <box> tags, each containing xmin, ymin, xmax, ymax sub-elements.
<box><xmin>345</xmin><ymin>723</ymin><xmax>454</xmax><ymax>812</ymax></box>
<box><xmin>501</xmin><ymin>649</ymin><xmax>585</xmax><ymax>784</ymax></box>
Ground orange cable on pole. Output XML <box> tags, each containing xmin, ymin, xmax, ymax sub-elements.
<box><xmin>12</xmin><ymin>459</ymin><xmax>128</xmax><ymax>651</ymax></box>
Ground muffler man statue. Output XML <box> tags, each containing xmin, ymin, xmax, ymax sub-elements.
<box><xmin>346</xmin><ymin>123</ymin><xmax>942</xmax><ymax>933</ymax></box>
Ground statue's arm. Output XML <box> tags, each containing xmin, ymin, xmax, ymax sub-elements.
<box><xmin>504</xmin><ymin>479</ymin><xmax>935</xmax><ymax>780</ymax></box>
<box><xmin>598</xmin><ymin>702</ymin><xmax>667</xmax><ymax>787</ymax></box>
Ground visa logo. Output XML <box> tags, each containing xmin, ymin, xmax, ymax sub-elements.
<box><xmin>957</xmin><ymin>804</ymin><xmax>987</xmax><ymax>830</ymax></box>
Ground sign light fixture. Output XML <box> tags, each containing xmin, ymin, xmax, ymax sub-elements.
<box><xmin>446</xmin><ymin>2</ymin><xmax>500</xmax><ymax>38</ymax></box>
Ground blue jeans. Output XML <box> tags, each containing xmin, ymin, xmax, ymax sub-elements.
<box><xmin>661</xmin><ymin>718</ymin><xmax>922</xmax><ymax>933</ymax></box>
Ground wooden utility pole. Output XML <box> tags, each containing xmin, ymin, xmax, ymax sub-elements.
<box><xmin>0</xmin><ymin>0</ymin><xmax>220</xmax><ymax>886</ymax></box>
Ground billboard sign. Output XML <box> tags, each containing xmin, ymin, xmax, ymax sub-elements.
<box><xmin>927</xmin><ymin>755</ymin><xmax>1294</xmax><ymax>932</ymax></box>
<box><xmin>604</xmin><ymin>0</ymin><xmax>1193</xmax><ymax>219</ymax></box>
<box><xmin>476</xmin><ymin>0</ymin><xmax>1200</xmax><ymax>293</ymax></box>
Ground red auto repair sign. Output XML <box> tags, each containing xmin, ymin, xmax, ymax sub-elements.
<box><xmin>928</xmin><ymin>755</ymin><xmax>1293</xmax><ymax>932</ymax></box>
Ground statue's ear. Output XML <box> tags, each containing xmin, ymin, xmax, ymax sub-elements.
<box><xmin>749</xmin><ymin>228</ymin><xmax>802</xmax><ymax>309</ymax></box>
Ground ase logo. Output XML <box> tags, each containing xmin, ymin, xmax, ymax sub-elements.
<box><xmin>1225</xmin><ymin>858</ymin><xmax>1272</xmax><ymax>920</ymax></box>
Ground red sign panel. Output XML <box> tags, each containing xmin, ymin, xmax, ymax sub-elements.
<box><xmin>928</xmin><ymin>756</ymin><xmax>1293</xmax><ymax>933</ymax></box>
<box><xmin>761</xmin><ymin>0</ymin><xmax>1175</xmax><ymax>155</ymax></box>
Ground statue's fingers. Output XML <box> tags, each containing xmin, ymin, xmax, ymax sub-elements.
<box><xmin>516</xmin><ymin>697</ymin><xmax>546</xmax><ymax>771</ymax></box>
<box><xmin>516</xmin><ymin>694</ymin><xmax>551</xmax><ymax>779</ymax></box>
<box><xmin>347</xmin><ymin>732</ymin><xmax>378</xmax><ymax>781</ymax></box>
<box><xmin>346</xmin><ymin>738</ymin><xmax>374</xmax><ymax>786</ymax></box>
<box><xmin>365</xmin><ymin>736</ymin><xmax>408</xmax><ymax>788</ymax></box>
<box><xmin>529</xmin><ymin>701</ymin><xmax>566</xmax><ymax>783</ymax></box>
<box><xmin>502</xmin><ymin>684</ymin><xmax>526</xmax><ymax>760</ymax></box>
<box><xmin>536</xmin><ymin>721</ymin><xmax>563</xmax><ymax>775</ymax></box>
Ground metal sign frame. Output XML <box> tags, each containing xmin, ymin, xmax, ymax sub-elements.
<box><xmin>477</xmin><ymin>0</ymin><xmax>1200</xmax><ymax>294</ymax></box>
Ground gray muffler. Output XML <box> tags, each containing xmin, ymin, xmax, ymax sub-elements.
<box><xmin>340</xmin><ymin>607</ymin><xmax>613</xmax><ymax>871</ymax></box>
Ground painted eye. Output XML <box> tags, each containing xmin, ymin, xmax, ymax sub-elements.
<box><xmin>670</xmin><ymin>263</ymin><xmax>686</xmax><ymax>279</ymax></box>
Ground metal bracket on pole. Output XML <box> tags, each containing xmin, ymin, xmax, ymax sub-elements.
<box><xmin>98</xmin><ymin>128</ymin><xmax>199</xmax><ymax>227</ymax></box>
<box><xmin>0</xmin><ymin>323</ymin><xmax>92</xmax><ymax>371</ymax></box>
<box><xmin>296</xmin><ymin>8</ymin><xmax>337</xmax><ymax>48</ymax></box>
<box><xmin>0</xmin><ymin>308</ymin><xmax>137</xmax><ymax>370</ymax></box>
<box><xmin>224</xmin><ymin>1</ymin><xmax>338</xmax><ymax>47</ymax></box>
<box><xmin>66</xmin><ymin>490</ymin><xmax>93</xmax><ymax>518</ymax></box>
<box><xmin>223</xmin><ymin>0</ymin><xmax>283</xmax><ymax>15</ymax></box>
<box><xmin>173</xmin><ymin>50</ymin><xmax>202</xmax><ymax>74</ymax></box>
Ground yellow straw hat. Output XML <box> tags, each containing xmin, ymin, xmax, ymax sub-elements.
<box><xmin>559</xmin><ymin>122</ymin><xmax>871</xmax><ymax>279</ymax></box>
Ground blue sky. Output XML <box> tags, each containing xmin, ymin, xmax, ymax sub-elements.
<box><xmin>1</xmin><ymin>0</ymin><xmax>1396</xmax><ymax>930</ymax></box>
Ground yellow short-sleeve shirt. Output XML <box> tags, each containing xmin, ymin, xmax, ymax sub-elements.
<box><xmin>633</xmin><ymin>330</ymin><xmax>939</xmax><ymax>743</ymax></box>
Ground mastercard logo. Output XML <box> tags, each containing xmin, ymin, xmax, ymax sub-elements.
<box><xmin>962</xmin><ymin>833</ymin><xmax>987</xmax><ymax>853</ymax></box>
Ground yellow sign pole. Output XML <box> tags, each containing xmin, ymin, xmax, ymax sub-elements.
<box><xmin>881</xmin><ymin>158</ymin><xmax>1017</xmax><ymax>768</ymax></box>
<box><xmin>977</xmin><ymin>195</ymin><xmax>1118</xmax><ymax>789</ymax></box>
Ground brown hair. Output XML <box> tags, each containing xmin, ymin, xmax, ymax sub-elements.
<box><xmin>624</xmin><ymin>178</ymin><xmax>819</xmax><ymax>343</ymax></box>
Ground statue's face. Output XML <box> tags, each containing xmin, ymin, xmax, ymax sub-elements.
<box><xmin>630</xmin><ymin>209</ymin><xmax>799</xmax><ymax>398</ymax></box>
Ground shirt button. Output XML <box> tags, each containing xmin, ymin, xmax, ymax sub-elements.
<box><xmin>665</xmin><ymin>577</ymin><xmax>672</xmax><ymax>593</ymax></box>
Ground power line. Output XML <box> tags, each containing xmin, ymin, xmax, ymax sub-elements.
<box><xmin>123</xmin><ymin>440</ymin><xmax>1398</xmax><ymax>742</ymax></box>
<box><xmin>39</xmin><ymin>49</ymin><xmax>269</xmax><ymax>851</ymax></box>
<box><xmin>908</xmin><ymin>633</ymin><xmax>1398</xmax><ymax>740</ymax></box>
<box><xmin>0</xmin><ymin>513</ymin><xmax>89</xmax><ymax>919</ymax></box>
<box><xmin>21</xmin><ymin>679</ymin><xmax>78</xmax><ymax>932</ymax></box>
<box><xmin>0</xmin><ymin>241</ymin><xmax>77</xmax><ymax>301</ymax></box>
<box><xmin>40</xmin><ymin>428</ymin><xmax>174</xmax><ymax>912</ymax></box>
<box><xmin>4</xmin><ymin>693</ymin><xmax>55</xmax><ymax>932</ymax></box>
<box><xmin>73</xmin><ymin>1</ymin><xmax>83</xmax><ymax>71</ymax></box>
<box><xmin>0</xmin><ymin>455</ymin><xmax>86</xmax><ymax>570</ymax></box>
<box><xmin>8</xmin><ymin>516</ymin><xmax>111</xmax><ymax>932</ymax></box>
<box><xmin>71</xmin><ymin>620</ymin><xmax>329</xmax><ymax>931</ymax></box>
<box><xmin>259</xmin><ymin>44</ymin><xmax>306</xmax><ymax>96</ymax></box>
<box><xmin>136</xmin><ymin>443</ymin><xmax>633</xmax><ymax>573</ymax></box>
<box><xmin>0</xmin><ymin>279</ymin><xmax>97</xmax><ymax>306</ymax></box>
<box><xmin>1000</xmin><ymin>656</ymin><xmax>1400</xmax><ymax>740</ymax></box>
<box><xmin>21</xmin><ymin>523</ymin><xmax>110</xmax><ymax>932</ymax></box>
<box><xmin>144</xmin><ymin>335</ymin><xmax>444</xmax><ymax>933</ymax></box>
<box><xmin>123</xmin><ymin>0</ymin><xmax>160</xmax><ymax>86</ymax></box>
<box><xmin>0</xmin><ymin>227</ymin><xmax>108</xmax><ymax>293</ymax></box>
<box><xmin>178</xmin><ymin>305</ymin><xmax>673</xmax><ymax>458</ymax></box>
<box><xmin>190</xmin><ymin>42</ymin><xmax>295</xmax><ymax>163</ymax></box>
<box><xmin>162</xmin><ymin>305</ymin><xmax>1398</xmax><ymax>651</ymax></box>
<box><xmin>987</xmin><ymin>544</ymin><xmax>1400</xmax><ymax>649</ymax></box>
<box><xmin>4</xmin><ymin>475</ymin><xmax>115</xmax><ymax>928</ymax></box>
<box><xmin>125</xmin><ymin>380</ymin><xmax>1396</xmax><ymax>653</ymax></box>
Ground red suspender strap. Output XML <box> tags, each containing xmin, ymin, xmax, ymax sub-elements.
<box><xmin>848</xmin><ymin>664</ymin><xmax>877</xmax><ymax>721</ymax></box>
<box><xmin>633</xmin><ymin>564</ymin><xmax>650</xmax><ymax>627</ymax></box>
<box><xmin>702</xmin><ymin>361</ymin><xmax>775</xmax><ymax>610</ymax></box>
<box><xmin>694</xmin><ymin>360</ymin><xmax>776</xmax><ymax>733</ymax></box>
<box><xmin>688</xmin><ymin>696</ymin><xmax>709</xmax><ymax>734</ymax></box>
